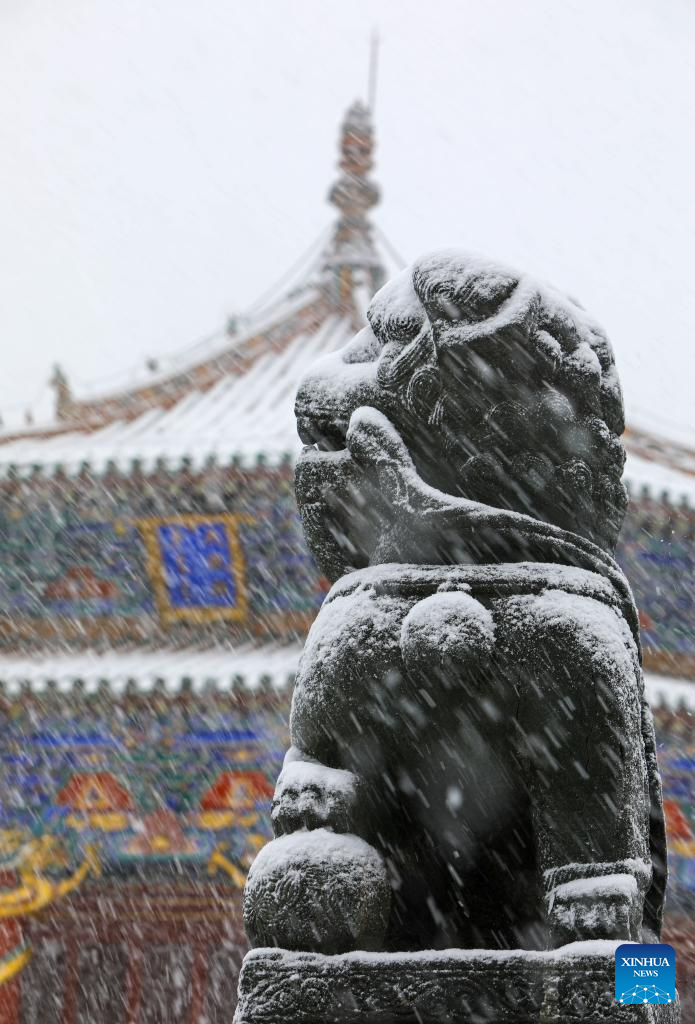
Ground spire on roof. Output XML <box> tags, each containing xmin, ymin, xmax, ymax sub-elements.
<box><xmin>323</xmin><ymin>101</ymin><xmax>386</xmax><ymax>310</ymax></box>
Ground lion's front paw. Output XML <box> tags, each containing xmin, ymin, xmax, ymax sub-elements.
<box><xmin>271</xmin><ymin>760</ymin><xmax>359</xmax><ymax>836</ymax></box>
<box><xmin>547</xmin><ymin>873</ymin><xmax>640</xmax><ymax>946</ymax></box>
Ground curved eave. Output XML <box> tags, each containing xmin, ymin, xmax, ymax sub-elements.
<box><xmin>0</xmin><ymin>281</ymin><xmax>332</xmax><ymax>448</ymax></box>
<box><xmin>0</xmin><ymin>313</ymin><xmax>355</xmax><ymax>480</ymax></box>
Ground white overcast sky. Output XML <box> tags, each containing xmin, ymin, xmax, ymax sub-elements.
<box><xmin>0</xmin><ymin>0</ymin><xmax>693</xmax><ymax>435</ymax></box>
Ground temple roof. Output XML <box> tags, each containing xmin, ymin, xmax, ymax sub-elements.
<box><xmin>0</xmin><ymin>303</ymin><xmax>355</xmax><ymax>474</ymax></box>
<box><xmin>0</xmin><ymin>102</ymin><xmax>692</xmax><ymax>504</ymax></box>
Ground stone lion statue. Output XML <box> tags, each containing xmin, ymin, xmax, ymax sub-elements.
<box><xmin>242</xmin><ymin>250</ymin><xmax>665</xmax><ymax>960</ymax></box>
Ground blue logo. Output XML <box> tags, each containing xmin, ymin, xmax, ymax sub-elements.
<box><xmin>615</xmin><ymin>944</ymin><xmax>676</xmax><ymax>1005</ymax></box>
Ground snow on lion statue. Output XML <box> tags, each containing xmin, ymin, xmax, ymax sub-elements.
<box><xmin>243</xmin><ymin>250</ymin><xmax>666</xmax><ymax>959</ymax></box>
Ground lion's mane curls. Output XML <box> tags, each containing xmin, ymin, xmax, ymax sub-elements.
<box><xmin>366</xmin><ymin>250</ymin><xmax>627</xmax><ymax>552</ymax></box>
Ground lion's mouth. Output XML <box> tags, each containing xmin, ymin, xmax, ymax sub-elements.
<box><xmin>296</xmin><ymin>413</ymin><xmax>350</xmax><ymax>454</ymax></box>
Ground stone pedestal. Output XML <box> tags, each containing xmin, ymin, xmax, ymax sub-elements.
<box><xmin>234</xmin><ymin>944</ymin><xmax>679</xmax><ymax>1024</ymax></box>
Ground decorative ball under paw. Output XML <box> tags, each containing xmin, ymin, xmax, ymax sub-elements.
<box><xmin>243</xmin><ymin>828</ymin><xmax>391</xmax><ymax>954</ymax></box>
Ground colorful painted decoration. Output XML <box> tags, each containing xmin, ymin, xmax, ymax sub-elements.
<box><xmin>0</xmin><ymin>467</ymin><xmax>326</xmax><ymax>642</ymax></box>
<box><xmin>0</xmin><ymin>694</ymin><xmax>283</xmax><ymax>884</ymax></box>
<box><xmin>139</xmin><ymin>515</ymin><xmax>249</xmax><ymax>625</ymax></box>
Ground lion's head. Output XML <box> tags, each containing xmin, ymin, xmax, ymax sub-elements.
<box><xmin>295</xmin><ymin>250</ymin><xmax>627</xmax><ymax>581</ymax></box>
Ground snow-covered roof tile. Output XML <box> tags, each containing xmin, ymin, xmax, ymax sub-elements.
<box><xmin>645</xmin><ymin>673</ymin><xmax>695</xmax><ymax>714</ymax></box>
<box><xmin>0</xmin><ymin>645</ymin><xmax>302</xmax><ymax>696</ymax></box>
<box><xmin>0</xmin><ymin>314</ymin><xmax>354</xmax><ymax>477</ymax></box>
<box><xmin>624</xmin><ymin>449</ymin><xmax>695</xmax><ymax>505</ymax></box>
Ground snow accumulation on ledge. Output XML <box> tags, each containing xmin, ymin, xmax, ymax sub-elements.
<box><xmin>624</xmin><ymin>449</ymin><xmax>695</xmax><ymax>506</ymax></box>
<box><xmin>0</xmin><ymin>645</ymin><xmax>304</xmax><ymax>695</ymax></box>
<box><xmin>246</xmin><ymin>938</ymin><xmax>630</xmax><ymax>965</ymax></box>
<box><xmin>0</xmin><ymin>646</ymin><xmax>689</xmax><ymax>710</ymax></box>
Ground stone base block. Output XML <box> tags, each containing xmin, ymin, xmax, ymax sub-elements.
<box><xmin>235</xmin><ymin>943</ymin><xmax>680</xmax><ymax>1024</ymax></box>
